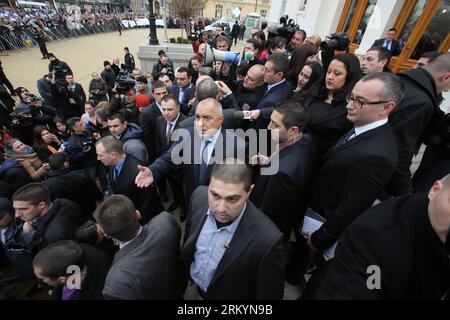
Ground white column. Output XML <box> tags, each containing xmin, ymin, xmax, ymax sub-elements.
<box><xmin>268</xmin><ymin>0</ymin><xmax>284</xmax><ymax>23</ymax></box>
<box><xmin>355</xmin><ymin>0</ymin><xmax>405</xmax><ymax>55</ymax></box>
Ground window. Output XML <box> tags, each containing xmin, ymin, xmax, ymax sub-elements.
<box><xmin>410</xmin><ymin>1</ymin><xmax>449</xmax><ymax>59</ymax></box>
<box><xmin>215</xmin><ymin>4</ymin><xmax>223</xmax><ymax>19</ymax></box>
<box><xmin>354</xmin><ymin>0</ymin><xmax>377</xmax><ymax>44</ymax></box>
<box><xmin>260</xmin><ymin>10</ymin><xmax>267</xmax><ymax>18</ymax></box>
<box><xmin>342</xmin><ymin>0</ymin><xmax>360</xmax><ymax>34</ymax></box>
<box><xmin>397</xmin><ymin>0</ymin><xmax>427</xmax><ymax>53</ymax></box>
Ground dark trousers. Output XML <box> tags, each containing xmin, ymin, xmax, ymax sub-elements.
<box><xmin>38</xmin><ymin>42</ymin><xmax>48</xmax><ymax>58</ymax></box>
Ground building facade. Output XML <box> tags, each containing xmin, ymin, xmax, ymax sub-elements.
<box><xmin>269</xmin><ymin>0</ymin><xmax>449</xmax><ymax>72</ymax></box>
<box><xmin>202</xmin><ymin>0</ymin><xmax>271</xmax><ymax>21</ymax></box>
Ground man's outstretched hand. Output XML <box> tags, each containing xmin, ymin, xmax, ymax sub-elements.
<box><xmin>135</xmin><ymin>165</ymin><xmax>154</xmax><ymax>188</ymax></box>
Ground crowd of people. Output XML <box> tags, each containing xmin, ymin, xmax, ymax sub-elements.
<box><xmin>0</xmin><ymin>20</ymin><xmax>449</xmax><ymax>301</ymax></box>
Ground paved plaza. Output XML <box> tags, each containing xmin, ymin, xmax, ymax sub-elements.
<box><xmin>0</xmin><ymin>28</ymin><xmax>244</xmax><ymax>94</ymax></box>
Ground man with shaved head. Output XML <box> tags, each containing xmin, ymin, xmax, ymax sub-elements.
<box><xmin>212</xmin><ymin>64</ymin><xmax>266</xmax><ymax>111</ymax></box>
<box><xmin>304</xmin><ymin>174</ymin><xmax>450</xmax><ymax>300</ymax></box>
<box><xmin>135</xmin><ymin>98</ymin><xmax>247</xmax><ymax>208</ymax></box>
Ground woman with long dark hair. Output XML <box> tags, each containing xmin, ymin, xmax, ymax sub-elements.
<box><xmin>286</xmin><ymin>44</ymin><xmax>318</xmax><ymax>85</ymax></box>
<box><xmin>32</xmin><ymin>125</ymin><xmax>61</xmax><ymax>163</ymax></box>
<box><xmin>293</xmin><ymin>61</ymin><xmax>324</xmax><ymax>95</ymax></box>
<box><xmin>301</xmin><ymin>53</ymin><xmax>362</xmax><ymax>157</ymax></box>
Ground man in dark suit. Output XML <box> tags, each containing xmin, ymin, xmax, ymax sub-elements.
<box><xmin>33</xmin><ymin>240</ymin><xmax>110</xmax><ymax>300</ymax></box>
<box><xmin>387</xmin><ymin>53</ymin><xmax>450</xmax><ymax>196</ymax></box>
<box><xmin>43</xmin><ymin>152</ymin><xmax>103</xmax><ymax>219</ymax></box>
<box><xmin>248</xmin><ymin>53</ymin><xmax>293</xmax><ymax>129</ymax></box>
<box><xmin>135</xmin><ymin>98</ymin><xmax>247</xmax><ymax>209</ymax></box>
<box><xmin>168</xmin><ymin>67</ymin><xmax>196</xmax><ymax>115</ymax></box>
<box><xmin>96</xmin><ymin>136</ymin><xmax>164</xmax><ymax>225</ymax></box>
<box><xmin>182</xmin><ymin>161</ymin><xmax>287</xmax><ymax>300</ymax></box>
<box><xmin>304</xmin><ymin>175</ymin><xmax>450</xmax><ymax>299</ymax></box>
<box><xmin>140</xmin><ymin>80</ymin><xmax>167</xmax><ymax>162</ymax></box>
<box><xmin>37</xmin><ymin>73</ymin><xmax>58</xmax><ymax>110</ymax></box>
<box><xmin>50</xmin><ymin>73</ymin><xmax>86</xmax><ymax>119</ymax></box>
<box><xmin>372</xmin><ymin>28</ymin><xmax>400</xmax><ymax>56</ymax></box>
<box><xmin>154</xmin><ymin>95</ymin><xmax>187</xmax><ymax>216</ymax></box>
<box><xmin>305</xmin><ymin>72</ymin><xmax>402</xmax><ymax>253</ymax></box>
<box><xmin>251</xmin><ymin>101</ymin><xmax>317</xmax><ymax>241</ymax></box>
<box><xmin>95</xmin><ymin>195</ymin><xmax>184</xmax><ymax>300</ymax></box>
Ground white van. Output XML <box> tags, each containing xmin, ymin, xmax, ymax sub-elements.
<box><xmin>16</xmin><ymin>1</ymin><xmax>49</xmax><ymax>10</ymax></box>
<box><xmin>204</xmin><ymin>21</ymin><xmax>235</xmax><ymax>33</ymax></box>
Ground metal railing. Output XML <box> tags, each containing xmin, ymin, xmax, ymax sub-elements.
<box><xmin>0</xmin><ymin>20</ymin><xmax>120</xmax><ymax>53</ymax></box>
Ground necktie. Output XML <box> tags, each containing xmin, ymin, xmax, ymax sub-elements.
<box><xmin>179</xmin><ymin>89</ymin><xmax>185</xmax><ymax>105</ymax></box>
<box><xmin>333</xmin><ymin>128</ymin><xmax>355</xmax><ymax>150</ymax></box>
<box><xmin>113</xmin><ymin>167</ymin><xmax>120</xmax><ymax>181</ymax></box>
<box><xmin>166</xmin><ymin>122</ymin><xmax>173</xmax><ymax>144</ymax></box>
<box><xmin>198</xmin><ymin>140</ymin><xmax>211</xmax><ymax>183</ymax></box>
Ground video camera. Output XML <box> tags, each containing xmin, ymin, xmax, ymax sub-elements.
<box><xmin>320</xmin><ymin>32</ymin><xmax>350</xmax><ymax>52</ymax></box>
<box><xmin>25</xmin><ymin>93</ymin><xmax>41</xmax><ymax>102</ymax></box>
<box><xmin>52</xmin><ymin>65</ymin><xmax>67</xmax><ymax>80</ymax></box>
<box><xmin>115</xmin><ymin>69</ymin><xmax>135</xmax><ymax>94</ymax></box>
<box><xmin>9</xmin><ymin>111</ymin><xmax>33</xmax><ymax>127</ymax></box>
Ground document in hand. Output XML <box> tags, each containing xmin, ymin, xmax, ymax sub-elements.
<box><xmin>301</xmin><ymin>208</ymin><xmax>338</xmax><ymax>260</ymax></box>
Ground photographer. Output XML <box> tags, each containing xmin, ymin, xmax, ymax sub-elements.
<box><xmin>64</xmin><ymin>117</ymin><xmax>98</xmax><ymax>182</ymax></box>
<box><xmin>152</xmin><ymin>53</ymin><xmax>174</xmax><ymax>82</ymax></box>
<box><xmin>9</xmin><ymin>105</ymin><xmax>53</xmax><ymax>147</ymax></box>
<box><xmin>109</xmin><ymin>82</ymin><xmax>139</xmax><ymax>124</ymax></box>
<box><xmin>47</xmin><ymin>53</ymin><xmax>72</xmax><ymax>78</ymax></box>
<box><xmin>50</xmin><ymin>73</ymin><xmax>85</xmax><ymax>119</ymax></box>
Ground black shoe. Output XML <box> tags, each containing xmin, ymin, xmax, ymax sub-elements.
<box><xmin>179</xmin><ymin>208</ymin><xmax>187</xmax><ymax>222</ymax></box>
<box><xmin>167</xmin><ymin>201</ymin><xmax>179</xmax><ymax>212</ymax></box>
<box><xmin>41</xmin><ymin>57</ymin><xmax>47</xmax><ymax>59</ymax></box>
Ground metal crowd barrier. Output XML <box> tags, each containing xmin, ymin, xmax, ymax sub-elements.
<box><xmin>0</xmin><ymin>20</ymin><xmax>120</xmax><ymax>54</ymax></box>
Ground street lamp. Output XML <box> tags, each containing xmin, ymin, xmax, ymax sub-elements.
<box><xmin>148</xmin><ymin>0</ymin><xmax>159</xmax><ymax>45</ymax></box>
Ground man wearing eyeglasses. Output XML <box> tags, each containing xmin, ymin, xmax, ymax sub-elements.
<box><xmin>304</xmin><ymin>72</ymin><xmax>402</xmax><ymax>254</ymax></box>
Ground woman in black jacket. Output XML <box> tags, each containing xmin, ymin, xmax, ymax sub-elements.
<box><xmin>297</xmin><ymin>53</ymin><xmax>362</xmax><ymax>158</ymax></box>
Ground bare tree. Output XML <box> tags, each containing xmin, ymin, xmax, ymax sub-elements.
<box><xmin>168</xmin><ymin>0</ymin><xmax>207</xmax><ymax>39</ymax></box>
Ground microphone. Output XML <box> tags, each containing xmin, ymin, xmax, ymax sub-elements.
<box><xmin>233</xmin><ymin>110</ymin><xmax>252</xmax><ymax>120</ymax></box>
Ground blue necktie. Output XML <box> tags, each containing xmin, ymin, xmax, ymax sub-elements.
<box><xmin>333</xmin><ymin>128</ymin><xmax>355</xmax><ymax>150</ymax></box>
<box><xmin>113</xmin><ymin>167</ymin><xmax>120</xmax><ymax>181</ymax></box>
<box><xmin>198</xmin><ymin>140</ymin><xmax>211</xmax><ymax>184</ymax></box>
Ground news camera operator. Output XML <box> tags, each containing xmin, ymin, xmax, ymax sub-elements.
<box><xmin>9</xmin><ymin>101</ymin><xmax>55</xmax><ymax>147</ymax></box>
<box><xmin>63</xmin><ymin>117</ymin><xmax>99</xmax><ymax>183</ymax></box>
<box><xmin>319</xmin><ymin>32</ymin><xmax>350</xmax><ymax>72</ymax></box>
<box><xmin>109</xmin><ymin>70</ymin><xmax>139</xmax><ymax>124</ymax></box>
<box><xmin>50</xmin><ymin>73</ymin><xmax>85</xmax><ymax>120</ymax></box>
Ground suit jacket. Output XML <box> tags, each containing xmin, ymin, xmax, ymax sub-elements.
<box><xmin>307</xmin><ymin>193</ymin><xmax>450</xmax><ymax>299</ymax></box>
<box><xmin>372</xmin><ymin>38</ymin><xmax>400</xmax><ymax>56</ymax></box>
<box><xmin>250</xmin><ymin>134</ymin><xmax>318</xmax><ymax>240</ymax></box>
<box><xmin>110</xmin><ymin>154</ymin><xmax>164</xmax><ymax>224</ymax></box>
<box><xmin>139</xmin><ymin>102</ymin><xmax>163</xmax><ymax>162</ymax></box>
<box><xmin>387</xmin><ymin>68</ymin><xmax>439</xmax><ymax>196</ymax></box>
<box><xmin>154</xmin><ymin>113</ymin><xmax>187</xmax><ymax>156</ymax></box>
<box><xmin>149</xmin><ymin>127</ymin><xmax>247</xmax><ymax>206</ymax></box>
<box><xmin>256</xmin><ymin>80</ymin><xmax>293</xmax><ymax>129</ymax></box>
<box><xmin>43</xmin><ymin>168</ymin><xmax>103</xmax><ymax>218</ymax></box>
<box><xmin>182</xmin><ymin>186</ymin><xmax>287</xmax><ymax>300</ymax></box>
<box><xmin>168</xmin><ymin>84</ymin><xmax>196</xmax><ymax>116</ymax></box>
<box><xmin>103</xmin><ymin>212</ymin><xmax>183</xmax><ymax>300</ymax></box>
<box><xmin>309</xmin><ymin>123</ymin><xmax>399</xmax><ymax>251</ymax></box>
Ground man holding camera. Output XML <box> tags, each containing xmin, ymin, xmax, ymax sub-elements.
<box><xmin>152</xmin><ymin>54</ymin><xmax>174</xmax><ymax>82</ymax></box>
<box><xmin>50</xmin><ymin>73</ymin><xmax>86</xmax><ymax>120</ymax></box>
<box><xmin>64</xmin><ymin>117</ymin><xmax>99</xmax><ymax>183</ymax></box>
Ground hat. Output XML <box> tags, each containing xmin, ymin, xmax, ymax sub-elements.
<box><xmin>103</xmin><ymin>60</ymin><xmax>111</xmax><ymax>67</ymax></box>
<box><xmin>0</xmin><ymin>197</ymin><xmax>13</xmax><ymax>219</ymax></box>
<box><xmin>136</xmin><ymin>75</ymin><xmax>148</xmax><ymax>84</ymax></box>
<box><xmin>135</xmin><ymin>94</ymin><xmax>151</xmax><ymax>108</ymax></box>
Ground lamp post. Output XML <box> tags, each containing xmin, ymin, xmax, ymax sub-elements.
<box><xmin>148</xmin><ymin>0</ymin><xmax>159</xmax><ymax>45</ymax></box>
